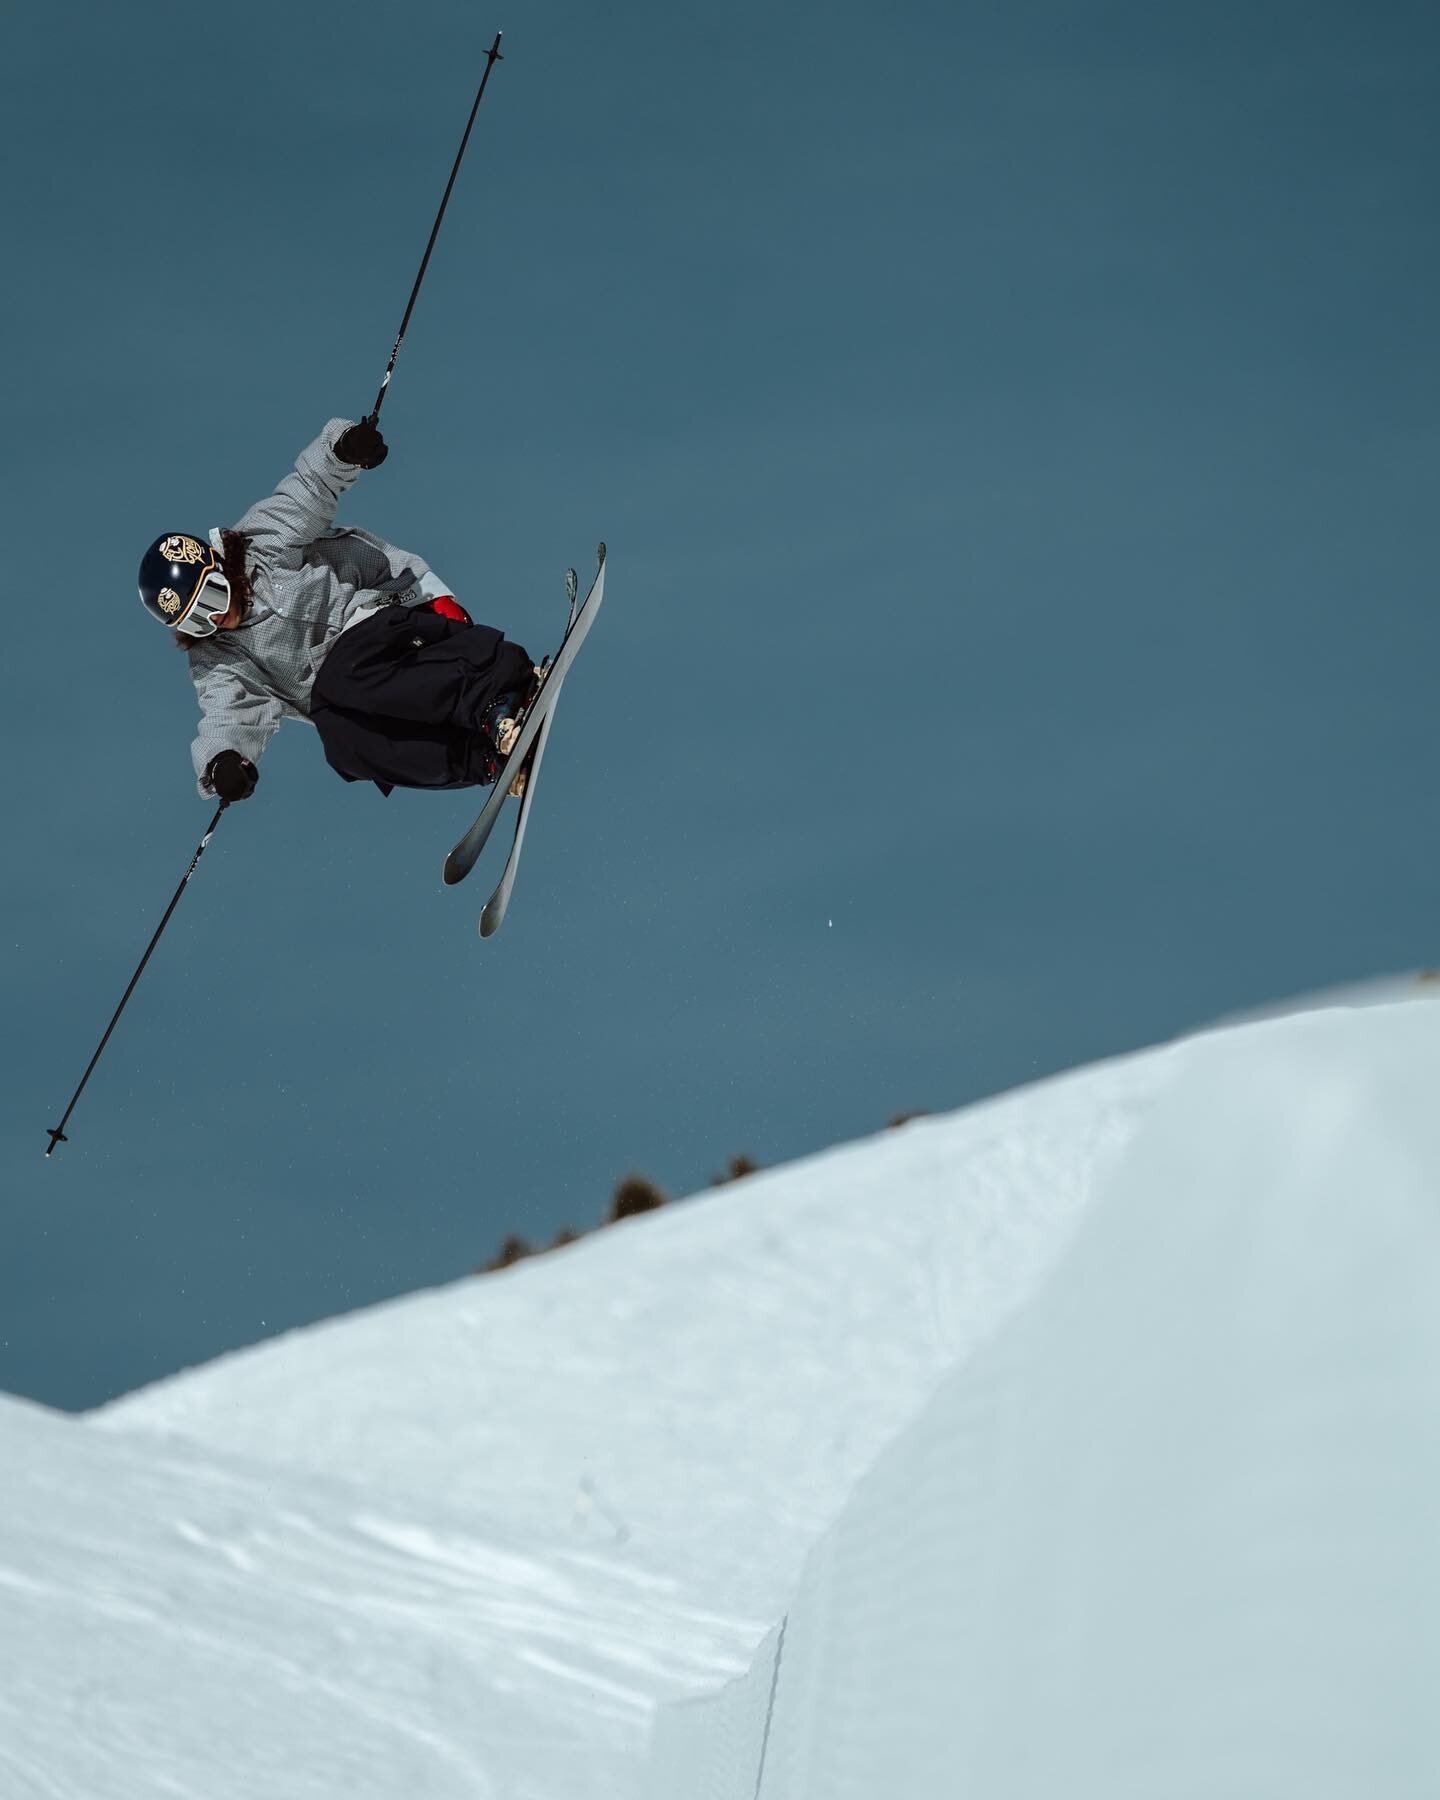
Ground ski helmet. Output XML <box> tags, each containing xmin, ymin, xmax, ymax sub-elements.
<box><xmin>138</xmin><ymin>533</ymin><xmax>232</xmax><ymax>638</ymax></box>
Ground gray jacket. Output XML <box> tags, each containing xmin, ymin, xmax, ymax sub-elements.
<box><xmin>185</xmin><ymin>418</ymin><xmax>442</xmax><ymax>793</ymax></box>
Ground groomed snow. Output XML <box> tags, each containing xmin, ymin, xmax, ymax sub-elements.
<box><xmin>4</xmin><ymin>994</ymin><xmax>1439</xmax><ymax>1797</ymax></box>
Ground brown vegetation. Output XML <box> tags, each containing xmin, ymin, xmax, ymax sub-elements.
<box><xmin>479</xmin><ymin>1111</ymin><xmax>920</xmax><ymax>1273</ymax></box>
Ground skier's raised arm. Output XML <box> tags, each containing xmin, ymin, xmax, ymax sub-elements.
<box><xmin>188</xmin><ymin>650</ymin><xmax>284</xmax><ymax>798</ymax></box>
<box><xmin>232</xmin><ymin>418</ymin><xmax>388</xmax><ymax>569</ymax></box>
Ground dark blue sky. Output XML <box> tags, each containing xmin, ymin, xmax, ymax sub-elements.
<box><xmin>4</xmin><ymin>0</ymin><xmax>1437</xmax><ymax>1409</ymax></box>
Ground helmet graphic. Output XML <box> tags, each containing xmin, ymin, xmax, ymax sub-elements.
<box><xmin>138</xmin><ymin>534</ymin><xmax>232</xmax><ymax>638</ymax></box>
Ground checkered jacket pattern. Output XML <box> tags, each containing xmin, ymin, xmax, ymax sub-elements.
<box><xmin>184</xmin><ymin>419</ymin><xmax>437</xmax><ymax>794</ymax></box>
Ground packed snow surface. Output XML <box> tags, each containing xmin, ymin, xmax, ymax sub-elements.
<box><xmin>4</xmin><ymin>995</ymin><xmax>1439</xmax><ymax>1797</ymax></box>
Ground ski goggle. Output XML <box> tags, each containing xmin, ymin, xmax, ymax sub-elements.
<box><xmin>174</xmin><ymin>568</ymin><xmax>233</xmax><ymax>639</ymax></box>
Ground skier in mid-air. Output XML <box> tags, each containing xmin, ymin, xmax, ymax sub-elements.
<box><xmin>138</xmin><ymin>415</ymin><xmax>539</xmax><ymax>804</ymax></box>
<box><xmin>44</xmin><ymin>32</ymin><xmax>608</xmax><ymax>1157</ymax></box>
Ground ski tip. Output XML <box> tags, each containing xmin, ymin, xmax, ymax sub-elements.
<box><xmin>442</xmin><ymin>856</ymin><xmax>466</xmax><ymax>887</ymax></box>
<box><xmin>596</xmin><ymin>541</ymin><xmax>606</xmax><ymax>567</ymax></box>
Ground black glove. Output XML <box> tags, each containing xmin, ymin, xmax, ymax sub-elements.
<box><xmin>333</xmin><ymin>419</ymin><xmax>388</xmax><ymax>469</ymax></box>
<box><xmin>207</xmin><ymin>751</ymin><xmax>259</xmax><ymax>803</ymax></box>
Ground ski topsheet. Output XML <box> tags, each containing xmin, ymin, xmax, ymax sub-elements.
<box><xmin>442</xmin><ymin>545</ymin><xmax>606</xmax><ymax>892</ymax></box>
<box><xmin>477</xmin><ymin>568</ymin><xmax>581</xmax><ymax>937</ymax></box>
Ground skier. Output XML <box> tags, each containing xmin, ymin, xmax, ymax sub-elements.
<box><xmin>137</xmin><ymin>416</ymin><xmax>539</xmax><ymax>804</ymax></box>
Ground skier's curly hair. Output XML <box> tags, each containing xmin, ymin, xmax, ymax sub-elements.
<box><xmin>174</xmin><ymin>529</ymin><xmax>255</xmax><ymax>647</ymax></box>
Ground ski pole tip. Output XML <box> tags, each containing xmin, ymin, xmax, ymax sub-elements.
<box><xmin>44</xmin><ymin>1126</ymin><xmax>66</xmax><ymax>1158</ymax></box>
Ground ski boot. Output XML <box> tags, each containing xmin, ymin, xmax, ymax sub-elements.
<box><xmin>484</xmin><ymin>664</ymin><xmax>547</xmax><ymax>797</ymax></box>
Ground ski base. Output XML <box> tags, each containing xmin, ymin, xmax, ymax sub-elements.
<box><xmin>477</xmin><ymin>569</ymin><xmax>581</xmax><ymax>935</ymax></box>
<box><xmin>442</xmin><ymin>545</ymin><xmax>606</xmax><ymax>899</ymax></box>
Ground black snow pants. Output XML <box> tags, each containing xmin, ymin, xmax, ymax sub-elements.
<box><xmin>308</xmin><ymin>603</ymin><xmax>534</xmax><ymax>795</ymax></box>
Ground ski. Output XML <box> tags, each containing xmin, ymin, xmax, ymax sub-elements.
<box><xmin>477</xmin><ymin>566</ymin><xmax>580</xmax><ymax>937</ymax></box>
<box><xmin>442</xmin><ymin>544</ymin><xmax>606</xmax><ymax>889</ymax></box>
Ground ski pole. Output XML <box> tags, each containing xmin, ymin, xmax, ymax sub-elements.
<box><xmin>366</xmin><ymin>29</ymin><xmax>505</xmax><ymax>425</ymax></box>
<box><xmin>45</xmin><ymin>803</ymin><xmax>228</xmax><ymax>1157</ymax></box>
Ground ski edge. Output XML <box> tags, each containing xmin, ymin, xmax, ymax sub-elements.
<box><xmin>478</xmin><ymin>569</ymin><xmax>581</xmax><ymax>936</ymax></box>
<box><xmin>441</xmin><ymin>545</ymin><xmax>606</xmax><ymax>888</ymax></box>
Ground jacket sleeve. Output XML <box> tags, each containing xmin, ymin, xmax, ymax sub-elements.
<box><xmin>188</xmin><ymin>649</ymin><xmax>285</xmax><ymax>795</ymax></box>
<box><xmin>231</xmin><ymin>418</ymin><xmax>364</xmax><ymax>570</ymax></box>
